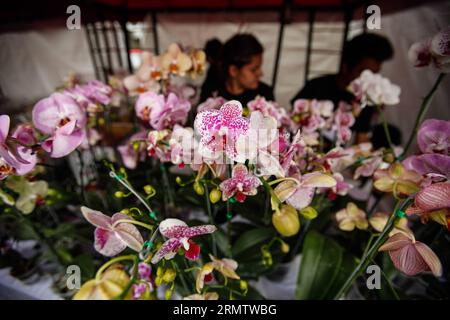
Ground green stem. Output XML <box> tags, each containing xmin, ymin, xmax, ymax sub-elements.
<box><xmin>171</xmin><ymin>260</ymin><xmax>190</xmax><ymax>295</ymax></box>
<box><xmin>399</xmin><ymin>73</ymin><xmax>446</xmax><ymax>160</ymax></box>
<box><xmin>203</xmin><ymin>181</ymin><xmax>217</xmax><ymax>257</ymax></box>
<box><xmin>109</xmin><ymin>171</ymin><xmax>156</xmax><ymax>218</ymax></box>
<box><xmin>161</xmin><ymin>164</ymin><xmax>175</xmax><ymax>206</ymax></box>
<box><xmin>333</xmin><ymin>198</ymin><xmax>411</xmax><ymax>299</ymax></box>
<box><xmin>377</xmin><ymin>105</ymin><xmax>394</xmax><ymax>152</ymax></box>
<box><xmin>361</xmin><ymin>233</ymin><xmax>377</xmax><ymax>259</ymax></box>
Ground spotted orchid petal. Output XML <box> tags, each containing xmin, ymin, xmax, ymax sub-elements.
<box><xmin>151</xmin><ymin>238</ymin><xmax>182</xmax><ymax>264</ymax></box>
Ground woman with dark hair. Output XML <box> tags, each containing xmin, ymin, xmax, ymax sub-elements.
<box><xmin>199</xmin><ymin>33</ymin><xmax>275</xmax><ymax>106</ymax></box>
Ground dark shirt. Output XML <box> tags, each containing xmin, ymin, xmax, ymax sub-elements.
<box><xmin>290</xmin><ymin>74</ymin><xmax>374</xmax><ymax>133</ymax></box>
<box><xmin>200</xmin><ymin>80</ymin><xmax>275</xmax><ymax>107</ymax></box>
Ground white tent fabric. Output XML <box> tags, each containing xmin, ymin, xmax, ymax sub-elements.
<box><xmin>0</xmin><ymin>1</ymin><xmax>448</xmax><ymax>147</ymax></box>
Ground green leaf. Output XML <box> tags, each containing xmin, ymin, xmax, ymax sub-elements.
<box><xmin>232</xmin><ymin>227</ymin><xmax>275</xmax><ymax>259</ymax></box>
<box><xmin>296</xmin><ymin>231</ymin><xmax>357</xmax><ymax>299</ymax></box>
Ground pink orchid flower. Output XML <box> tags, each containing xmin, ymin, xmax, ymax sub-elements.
<box><xmin>248</xmin><ymin>96</ymin><xmax>291</xmax><ymax>128</ymax></box>
<box><xmin>379</xmin><ymin>232</ymin><xmax>442</xmax><ymax>277</ymax></box>
<box><xmin>66</xmin><ymin>80</ymin><xmax>112</xmax><ymax>109</ymax></box>
<box><xmin>118</xmin><ymin>131</ymin><xmax>148</xmax><ymax>169</ymax></box>
<box><xmin>123</xmin><ymin>51</ymin><xmax>162</xmax><ymax>96</ymax></box>
<box><xmin>135</xmin><ymin>92</ymin><xmax>190</xmax><ymax>130</ymax></box>
<box><xmin>403</xmin><ymin>153</ymin><xmax>450</xmax><ymax>180</ymax></box>
<box><xmin>408</xmin><ymin>27</ymin><xmax>450</xmax><ymax>73</ymax></box>
<box><xmin>32</xmin><ymin>92</ymin><xmax>86</xmax><ymax>158</ymax></box>
<box><xmin>135</xmin><ymin>91</ymin><xmax>165</xmax><ymax>124</ymax></box>
<box><xmin>290</xmin><ymin>99</ymin><xmax>333</xmax><ymax>133</ymax></box>
<box><xmin>169</xmin><ymin>125</ymin><xmax>197</xmax><ymax>166</ymax></box>
<box><xmin>194</xmin><ymin>100</ymin><xmax>249</xmax><ymax>160</ymax></box>
<box><xmin>151</xmin><ymin>218</ymin><xmax>216</xmax><ymax>264</ymax></box>
<box><xmin>417</xmin><ymin>119</ymin><xmax>450</xmax><ymax>155</ymax></box>
<box><xmin>147</xmin><ymin>130</ymin><xmax>172</xmax><ymax>163</ymax></box>
<box><xmin>274</xmin><ymin>172</ymin><xmax>336</xmax><ymax>210</ymax></box>
<box><xmin>235</xmin><ymin>111</ymin><xmax>284</xmax><ymax>178</ymax></box>
<box><xmin>81</xmin><ymin>206</ymin><xmax>144</xmax><ymax>257</ymax></box>
<box><xmin>280</xmin><ymin>130</ymin><xmax>307</xmax><ymax>176</ymax></box>
<box><xmin>333</xmin><ymin>102</ymin><xmax>355</xmax><ymax>145</ymax></box>
<box><xmin>331</xmin><ymin>172</ymin><xmax>353</xmax><ymax>196</ymax></box>
<box><xmin>219</xmin><ymin>163</ymin><xmax>262</xmax><ymax>202</ymax></box>
<box><xmin>149</xmin><ymin>93</ymin><xmax>191</xmax><ymax>131</ymax></box>
<box><xmin>0</xmin><ymin>116</ymin><xmax>36</xmax><ymax>180</ymax></box>
<box><xmin>197</xmin><ymin>96</ymin><xmax>226</xmax><ymax>113</ymax></box>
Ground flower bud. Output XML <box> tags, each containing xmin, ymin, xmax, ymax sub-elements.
<box><xmin>280</xmin><ymin>240</ymin><xmax>290</xmax><ymax>253</ymax></box>
<box><xmin>114</xmin><ymin>191</ymin><xmax>125</xmax><ymax>198</ymax></box>
<box><xmin>240</xmin><ymin>280</ymin><xmax>248</xmax><ymax>292</ymax></box>
<box><xmin>299</xmin><ymin>206</ymin><xmax>318</xmax><ymax>220</ymax></box>
<box><xmin>272</xmin><ymin>204</ymin><xmax>300</xmax><ymax>237</ymax></box>
<box><xmin>143</xmin><ymin>185</ymin><xmax>155</xmax><ymax>195</ymax></box>
<box><xmin>162</xmin><ymin>268</ymin><xmax>176</xmax><ymax>283</ymax></box>
<box><xmin>165</xmin><ymin>288</ymin><xmax>173</xmax><ymax>300</ymax></box>
<box><xmin>209</xmin><ymin>188</ymin><xmax>221</xmax><ymax>204</ymax></box>
<box><xmin>193</xmin><ymin>181</ymin><xmax>205</xmax><ymax>195</ymax></box>
<box><xmin>120</xmin><ymin>208</ymin><xmax>130</xmax><ymax>215</ymax></box>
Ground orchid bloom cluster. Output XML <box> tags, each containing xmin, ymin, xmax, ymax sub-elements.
<box><xmin>290</xmin><ymin>99</ymin><xmax>355</xmax><ymax>145</ymax></box>
<box><xmin>31</xmin><ymin>80</ymin><xmax>114</xmax><ymax>158</ymax></box>
<box><xmin>329</xmin><ymin>119</ymin><xmax>449</xmax><ymax>278</ymax></box>
<box><xmin>348</xmin><ymin>69</ymin><xmax>401</xmax><ymax>108</ymax></box>
<box><xmin>123</xmin><ymin>43</ymin><xmax>206</xmax><ymax>96</ymax></box>
<box><xmin>76</xmin><ymin>201</ymin><xmax>244</xmax><ymax>300</ymax></box>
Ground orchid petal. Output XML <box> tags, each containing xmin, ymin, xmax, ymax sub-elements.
<box><xmin>151</xmin><ymin>238</ymin><xmax>182</xmax><ymax>264</ymax></box>
<box><xmin>81</xmin><ymin>206</ymin><xmax>112</xmax><ymax>229</ymax></box>
<box><xmin>415</xmin><ymin>242</ymin><xmax>443</xmax><ymax>277</ymax></box>
<box><xmin>94</xmin><ymin>228</ymin><xmax>127</xmax><ymax>257</ymax></box>
<box><xmin>159</xmin><ymin>218</ymin><xmax>188</xmax><ymax>238</ymax></box>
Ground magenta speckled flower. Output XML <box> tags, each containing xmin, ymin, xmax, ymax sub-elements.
<box><xmin>194</xmin><ymin>100</ymin><xmax>249</xmax><ymax>160</ymax></box>
<box><xmin>151</xmin><ymin>218</ymin><xmax>216</xmax><ymax>264</ymax></box>
<box><xmin>219</xmin><ymin>164</ymin><xmax>262</xmax><ymax>202</ymax></box>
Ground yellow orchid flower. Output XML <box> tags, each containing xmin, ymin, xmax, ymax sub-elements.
<box><xmin>335</xmin><ymin>202</ymin><xmax>368</xmax><ymax>231</ymax></box>
<box><xmin>195</xmin><ymin>255</ymin><xmax>240</xmax><ymax>293</ymax></box>
<box><xmin>73</xmin><ymin>264</ymin><xmax>132</xmax><ymax>300</ymax></box>
<box><xmin>369</xmin><ymin>212</ymin><xmax>413</xmax><ymax>236</ymax></box>
<box><xmin>161</xmin><ymin>43</ymin><xmax>192</xmax><ymax>77</ymax></box>
<box><xmin>373</xmin><ymin>162</ymin><xmax>422</xmax><ymax>197</ymax></box>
